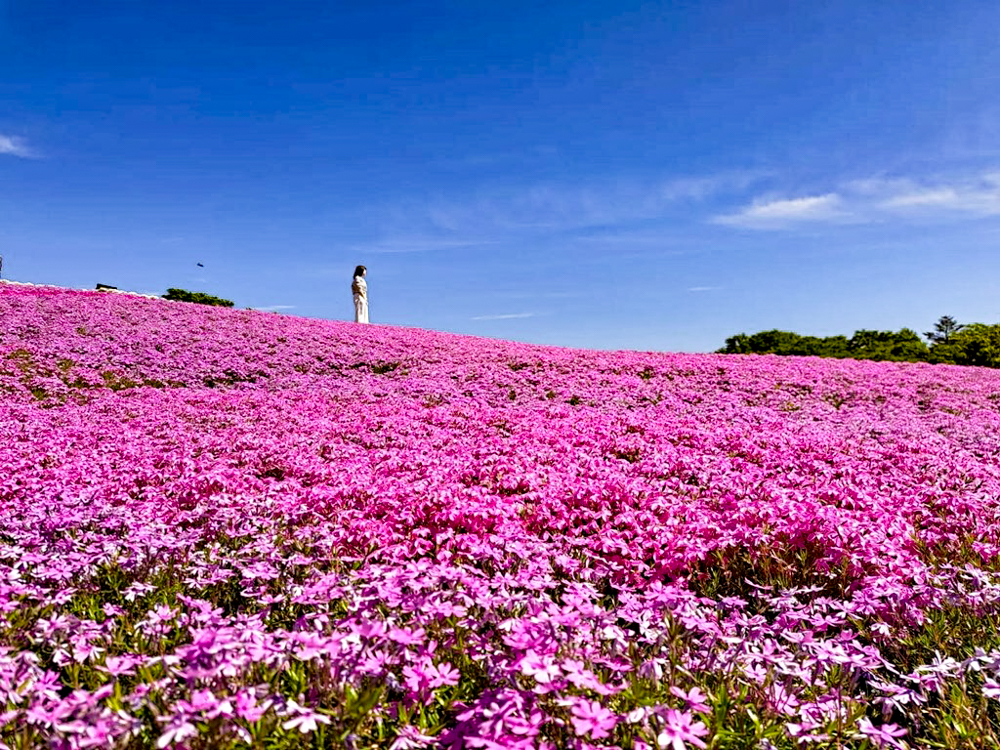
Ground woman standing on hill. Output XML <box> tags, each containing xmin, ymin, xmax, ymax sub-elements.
<box><xmin>352</xmin><ymin>265</ymin><xmax>369</xmax><ymax>324</ymax></box>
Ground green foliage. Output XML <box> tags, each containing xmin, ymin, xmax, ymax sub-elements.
<box><xmin>930</xmin><ymin>323</ymin><xmax>1000</xmax><ymax>367</ymax></box>
<box><xmin>718</xmin><ymin>328</ymin><xmax>927</xmax><ymax>362</ymax></box>
<box><xmin>847</xmin><ymin>327</ymin><xmax>928</xmax><ymax>362</ymax></box>
<box><xmin>163</xmin><ymin>288</ymin><xmax>234</xmax><ymax>307</ymax></box>
<box><xmin>925</xmin><ymin>315</ymin><xmax>965</xmax><ymax>345</ymax></box>
<box><xmin>718</xmin><ymin>316</ymin><xmax>1000</xmax><ymax>370</ymax></box>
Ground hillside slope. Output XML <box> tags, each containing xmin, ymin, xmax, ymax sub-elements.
<box><xmin>4</xmin><ymin>285</ymin><xmax>1000</xmax><ymax>749</ymax></box>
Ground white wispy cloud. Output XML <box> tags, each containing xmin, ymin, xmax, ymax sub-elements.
<box><xmin>0</xmin><ymin>135</ymin><xmax>35</xmax><ymax>158</ymax></box>
<box><xmin>357</xmin><ymin>175</ymin><xmax>753</xmax><ymax>256</ymax></box>
<box><xmin>254</xmin><ymin>305</ymin><xmax>296</xmax><ymax>312</ymax></box>
<box><xmin>375</xmin><ymin>171</ymin><xmax>765</xmax><ymax>241</ymax></box>
<box><xmin>687</xmin><ymin>286</ymin><xmax>722</xmax><ymax>292</ymax></box>
<box><xmin>883</xmin><ymin>188</ymin><xmax>962</xmax><ymax>208</ymax></box>
<box><xmin>713</xmin><ymin>194</ymin><xmax>847</xmax><ymax>229</ymax></box>
<box><xmin>714</xmin><ymin>171</ymin><xmax>1000</xmax><ymax>230</ymax></box>
<box><xmin>470</xmin><ymin>312</ymin><xmax>536</xmax><ymax>321</ymax></box>
<box><xmin>874</xmin><ymin>174</ymin><xmax>1000</xmax><ymax>215</ymax></box>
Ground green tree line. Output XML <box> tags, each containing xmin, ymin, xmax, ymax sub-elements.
<box><xmin>718</xmin><ymin>316</ymin><xmax>1000</xmax><ymax>368</ymax></box>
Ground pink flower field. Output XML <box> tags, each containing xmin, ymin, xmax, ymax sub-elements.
<box><xmin>4</xmin><ymin>284</ymin><xmax>1000</xmax><ymax>749</ymax></box>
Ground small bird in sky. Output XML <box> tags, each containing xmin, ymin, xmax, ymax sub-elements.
<box><xmin>196</xmin><ymin>262</ymin><xmax>204</xmax><ymax>267</ymax></box>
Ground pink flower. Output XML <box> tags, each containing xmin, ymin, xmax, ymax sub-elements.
<box><xmin>156</xmin><ymin>721</ymin><xmax>198</xmax><ymax>748</ymax></box>
<box><xmin>563</xmin><ymin>658</ymin><xmax>612</xmax><ymax>693</ymax></box>
<box><xmin>234</xmin><ymin>691</ymin><xmax>267</xmax><ymax>723</ymax></box>
<box><xmin>569</xmin><ymin>698</ymin><xmax>618</xmax><ymax>740</ymax></box>
<box><xmin>98</xmin><ymin>654</ymin><xmax>143</xmax><ymax>677</ymax></box>
<box><xmin>428</xmin><ymin>661</ymin><xmax>461</xmax><ymax>688</ymax></box>
<box><xmin>669</xmin><ymin>686</ymin><xmax>710</xmax><ymax>714</ymax></box>
<box><xmin>655</xmin><ymin>709</ymin><xmax>708</xmax><ymax>750</ymax></box>
<box><xmin>855</xmin><ymin>718</ymin><xmax>908</xmax><ymax>749</ymax></box>
<box><xmin>984</xmin><ymin>679</ymin><xmax>1000</xmax><ymax>699</ymax></box>
<box><xmin>389</xmin><ymin>725</ymin><xmax>436</xmax><ymax>749</ymax></box>
<box><xmin>388</xmin><ymin>626</ymin><xmax>426</xmax><ymax>646</ymax></box>
<box><xmin>519</xmin><ymin>651</ymin><xmax>561</xmax><ymax>684</ymax></box>
<box><xmin>281</xmin><ymin>700</ymin><xmax>331</xmax><ymax>734</ymax></box>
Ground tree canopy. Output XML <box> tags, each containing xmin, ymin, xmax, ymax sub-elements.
<box><xmin>719</xmin><ymin>316</ymin><xmax>1000</xmax><ymax>368</ymax></box>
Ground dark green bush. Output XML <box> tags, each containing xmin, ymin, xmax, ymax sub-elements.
<box><xmin>163</xmin><ymin>288</ymin><xmax>234</xmax><ymax>307</ymax></box>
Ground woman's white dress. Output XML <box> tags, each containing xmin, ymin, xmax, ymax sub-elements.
<box><xmin>352</xmin><ymin>275</ymin><xmax>369</xmax><ymax>324</ymax></box>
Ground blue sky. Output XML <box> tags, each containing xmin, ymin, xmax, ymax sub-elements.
<box><xmin>2</xmin><ymin>0</ymin><xmax>1000</xmax><ymax>352</ymax></box>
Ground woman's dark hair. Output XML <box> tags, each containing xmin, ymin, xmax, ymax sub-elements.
<box><xmin>353</xmin><ymin>265</ymin><xmax>366</xmax><ymax>278</ymax></box>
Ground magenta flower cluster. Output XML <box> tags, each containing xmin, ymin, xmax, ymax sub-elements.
<box><xmin>3</xmin><ymin>284</ymin><xmax>1000</xmax><ymax>749</ymax></box>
